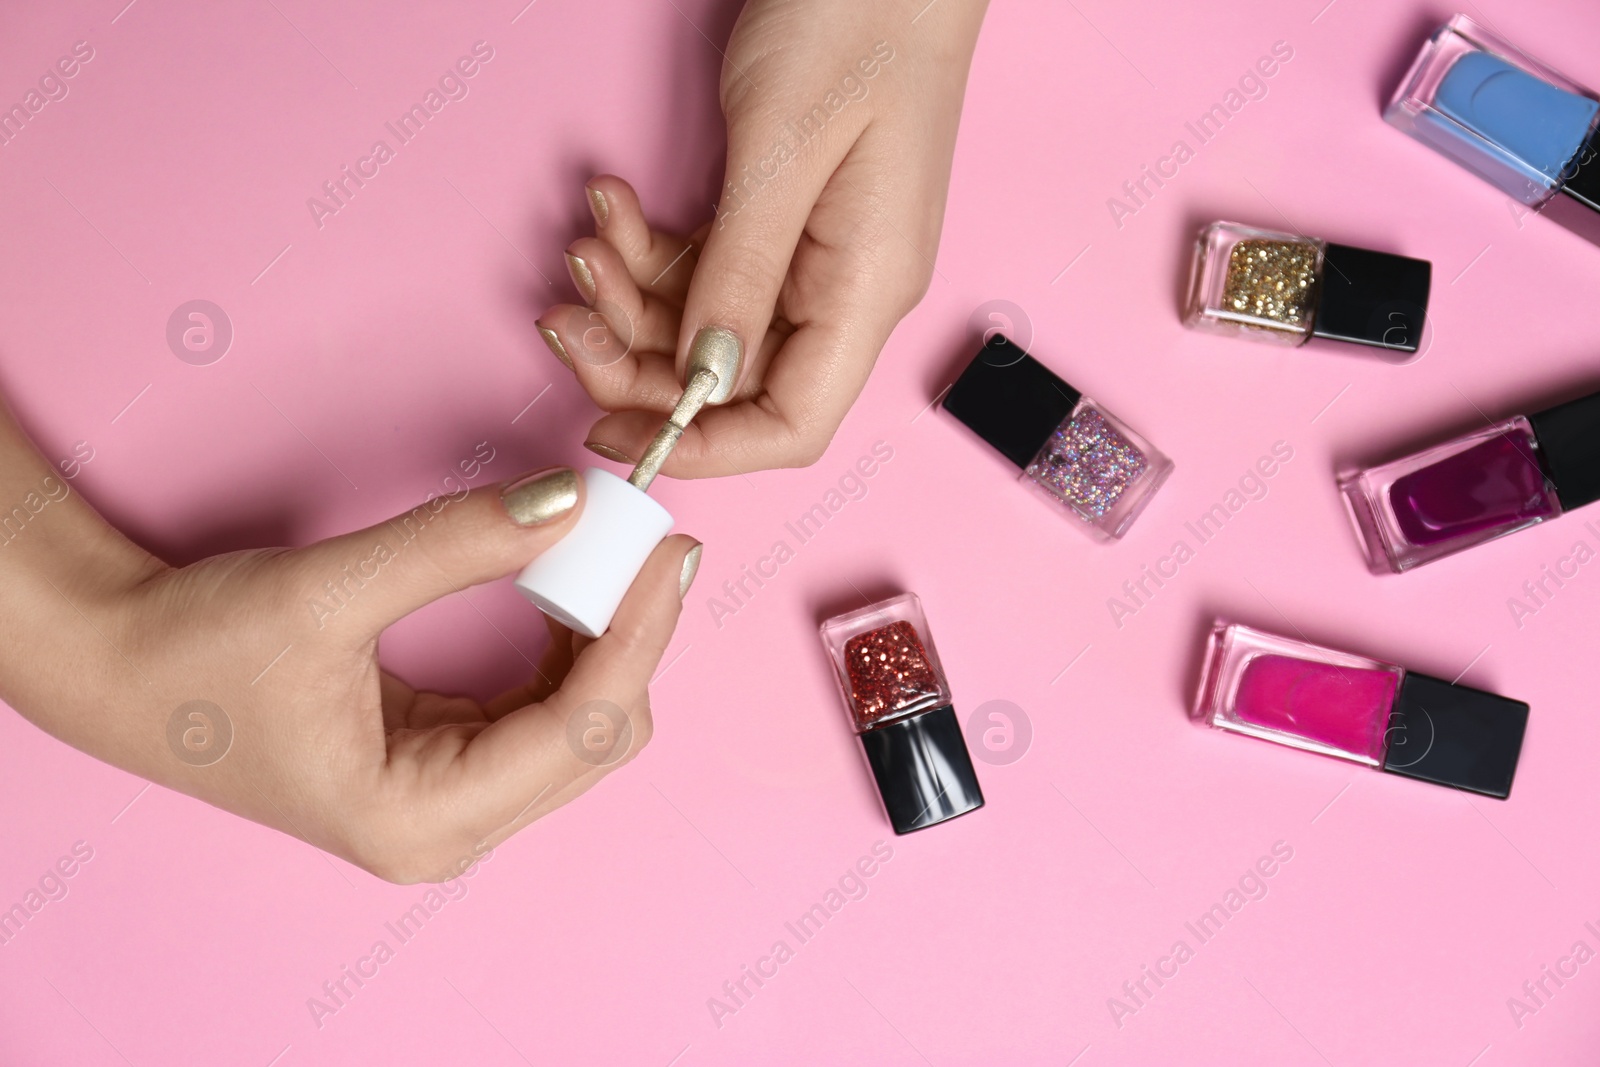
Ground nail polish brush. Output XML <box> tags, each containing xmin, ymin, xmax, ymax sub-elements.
<box><xmin>514</xmin><ymin>368</ymin><xmax>718</xmax><ymax>637</ymax></box>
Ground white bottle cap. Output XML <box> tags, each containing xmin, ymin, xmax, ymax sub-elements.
<box><xmin>513</xmin><ymin>467</ymin><xmax>674</xmax><ymax>638</ymax></box>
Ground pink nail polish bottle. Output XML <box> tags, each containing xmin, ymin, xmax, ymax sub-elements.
<box><xmin>1193</xmin><ymin>620</ymin><xmax>1528</xmax><ymax>798</ymax></box>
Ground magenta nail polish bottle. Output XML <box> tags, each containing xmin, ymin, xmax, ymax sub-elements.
<box><xmin>940</xmin><ymin>334</ymin><xmax>1174</xmax><ymax>540</ymax></box>
<box><xmin>1194</xmin><ymin>621</ymin><xmax>1529</xmax><ymax>798</ymax></box>
<box><xmin>1339</xmin><ymin>387</ymin><xmax>1600</xmax><ymax>572</ymax></box>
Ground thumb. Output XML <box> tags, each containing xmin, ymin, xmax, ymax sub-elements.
<box><xmin>445</xmin><ymin>533</ymin><xmax>696</xmax><ymax>842</ymax></box>
<box><xmin>678</xmin><ymin>119</ymin><xmax>838</xmax><ymax>403</ymax></box>
<box><xmin>286</xmin><ymin>466</ymin><xmax>583</xmax><ymax>636</ymax></box>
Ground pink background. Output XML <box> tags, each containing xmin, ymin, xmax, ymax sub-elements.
<box><xmin>3</xmin><ymin>0</ymin><xmax>1600</xmax><ymax>1063</ymax></box>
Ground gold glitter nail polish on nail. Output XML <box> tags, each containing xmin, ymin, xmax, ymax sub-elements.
<box><xmin>585</xmin><ymin>441</ymin><xmax>634</xmax><ymax>464</ymax></box>
<box><xmin>565</xmin><ymin>252</ymin><xmax>596</xmax><ymax>303</ymax></box>
<box><xmin>679</xmin><ymin>542</ymin><xmax>702</xmax><ymax>598</ymax></box>
<box><xmin>587</xmin><ymin>187</ymin><xmax>609</xmax><ymax>226</ymax></box>
<box><xmin>1223</xmin><ymin>239</ymin><xmax>1319</xmax><ymax>332</ymax></box>
<box><xmin>501</xmin><ymin>468</ymin><xmax>579</xmax><ymax>526</ymax></box>
<box><xmin>538</xmin><ymin>325</ymin><xmax>574</xmax><ymax>369</ymax></box>
<box><xmin>686</xmin><ymin>326</ymin><xmax>741</xmax><ymax>405</ymax></box>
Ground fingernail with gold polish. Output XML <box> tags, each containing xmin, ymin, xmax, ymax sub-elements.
<box><xmin>501</xmin><ymin>467</ymin><xmax>579</xmax><ymax>527</ymax></box>
<box><xmin>537</xmin><ymin>324</ymin><xmax>574</xmax><ymax>370</ymax></box>
<box><xmin>565</xmin><ymin>252</ymin><xmax>596</xmax><ymax>303</ymax></box>
<box><xmin>686</xmin><ymin>326</ymin><xmax>741</xmax><ymax>404</ymax></box>
<box><xmin>585</xmin><ymin>441</ymin><xmax>633</xmax><ymax>464</ymax></box>
<box><xmin>587</xmin><ymin>186</ymin><xmax>609</xmax><ymax>227</ymax></box>
<box><xmin>679</xmin><ymin>541</ymin><xmax>703</xmax><ymax>599</ymax></box>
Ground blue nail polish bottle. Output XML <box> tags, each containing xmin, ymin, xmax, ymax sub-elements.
<box><xmin>1387</xmin><ymin>15</ymin><xmax>1600</xmax><ymax>247</ymax></box>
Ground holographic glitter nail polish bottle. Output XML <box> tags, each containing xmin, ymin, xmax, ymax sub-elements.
<box><xmin>1182</xmin><ymin>221</ymin><xmax>1432</xmax><ymax>356</ymax></box>
<box><xmin>942</xmin><ymin>335</ymin><xmax>1173</xmax><ymax>540</ymax></box>
<box><xmin>820</xmin><ymin>593</ymin><xmax>984</xmax><ymax>834</ymax></box>
<box><xmin>1339</xmin><ymin>385</ymin><xmax>1600</xmax><ymax>572</ymax></box>
<box><xmin>1194</xmin><ymin>620</ymin><xmax>1529</xmax><ymax>798</ymax></box>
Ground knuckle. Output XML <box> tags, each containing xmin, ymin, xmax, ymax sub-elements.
<box><xmin>362</xmin><ymin>852</ymin><xmax>427</xmax><ymax>886</ymax></box>
<box><xmin>877</xmin><ymin>251</ymin><xmax>933</xmax><ymax>316</ymax></box>
<box><xmin>357</xmin><ymin>837</ymin><xmax>463</xmax><ymax>886</ymax></box>
<box><xmin>347</xmin><ymin>838</ymin><xmax>416</xmax><ymax>885</ymax></box>
<box><xmin>719</xmin><ymin>62</ymin><xmax>779</xmax><ymax>125</ymax></box>
<box><xmin>340</xmin><ymin>816</ymin><xmax>405</xmax><ymax>882</ymax></box>
<box><xmin>785</xmin><ymin>427</ymin><xmax>834</xmax><ymax>468</ymax></box>
<box><xmin>340</xmin><ymin>807</ymin><xmax>458</xmax><ymax>886</ymax></box>
<box><xmin>603</xmin><ymin>704</ymin><xmax>653</xmax><ymax>771</ymax></box>
<box><xmin>699</xmin><ymin>244</ymin><xmax>786</xmax><ymax>308</ymax></box>
<box><xmin>900</xmin><ymin>269</ymin><xmax>934</xmax><ymax>314</ymax></box>
<box><xmin>628</xmin><ymin>704</ymin><xmax>654</xmax><ymax>754</ymax></box>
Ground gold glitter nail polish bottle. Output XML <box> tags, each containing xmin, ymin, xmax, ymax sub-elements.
<box><xmin>1182</xmin><ymin>221</ymin><xmax>1432</xmax><ymax>355</ymax></box>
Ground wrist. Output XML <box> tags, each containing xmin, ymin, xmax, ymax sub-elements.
<box><xmin>0</xmin><ymin>480</ymin><xmax>164</xmax><ymax>744</ymax></box>
<box><xmin>0</xmin><ymin>403</ymin><xmax>163</xmax><ymax>596</ymax></box>
<box><xmin>0</xmin><ymin>470</ymin><xmax>164</xmax><ymax>595</ymax></box>
<box><xmin>0</xmin><ymin>470</ymin><xmax>164</xmax><ymax>701</ymax></box>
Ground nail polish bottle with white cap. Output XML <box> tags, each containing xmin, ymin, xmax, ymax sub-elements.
<box><xmin>514</xmin><ymin>370</ymin><xmax>717</xmax><ymax>637</ymax></box>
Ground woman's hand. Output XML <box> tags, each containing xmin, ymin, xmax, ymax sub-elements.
<box><xmin>0</xmin><ymin>410</ymin><xmax>701</xmax><ymax>883</ymax></box>
<box><xmin>537</xmin><ymin>0</ymin><xmax>989</xmax><ymax>476</ymax></box>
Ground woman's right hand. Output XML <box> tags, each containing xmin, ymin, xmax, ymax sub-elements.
<box><xmin>536</xmin><ymin>0</ymin><xmax>989</xmax><ymax>478</ymax></box>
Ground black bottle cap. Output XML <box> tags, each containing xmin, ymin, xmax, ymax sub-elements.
<box><xmin>1530</xmin><ymin>387</ymin><xmax>1600</xmax><ymax>511</ymax></box>
<box><xmin>1542</xmin><ymin>127</ymin><xmax>1600</xmax><ymax>248</ymax></box>
<box><xmin>1380</xmin><ymin>672</ymin><xmax>1528</xmax><ymax>799</ymax></box>
<box><xmin>1310</xmin><ymin>243</ymin><xmax>1432</xmax><ymax>353</ymax></box>
<box><xmin>858</xmin><ymin>705</ymin><xmax>984</xmax><ymax>834</ymax></box>
<box><xmin>941</xmin><ymin>335</ymin><xmax>1080</xmax><ymax>469</ymax></box>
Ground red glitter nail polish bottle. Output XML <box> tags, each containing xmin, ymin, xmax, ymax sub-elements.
<box><xmin>820</xmin><ymin>593</ymin><xmax>984</xmax><ymax>834</ymax></box>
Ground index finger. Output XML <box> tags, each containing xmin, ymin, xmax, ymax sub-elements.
<box><xmin>586</xmin><ymin>315</ymin><xmax>885</xmax><ymax>477</ymax></box>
